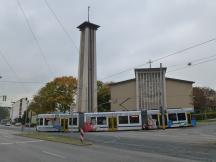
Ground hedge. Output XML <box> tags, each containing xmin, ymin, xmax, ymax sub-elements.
<box><xmin>192</xmin><ymin>112</ymin><xmax>216</xmax><ymax>121</ymax></box>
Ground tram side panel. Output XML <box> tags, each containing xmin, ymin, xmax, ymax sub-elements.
<box><xmin>36</xmin><ymin>114</ymin><xmax>62</xmax><ymax>132</ymax></box>
<box><xmin>146</xmin><ymin>108</ymin><xmax>193</xmax><ymax>129</ymax></box>
<box><xmin>82</xmin><ymin>111</ymin><xmax>142</xmax><ymax>132</ymax></box>
<box><xmin>166</xmin><ymin>109</ymin><xmax>193</xmax><ymax>128</ymax></box>
<box><xmin>117</xmin><ymin>112</ymin><xmax>142</xmax><ymax>131</ymax></box>
<box><xmin>68</xmin><ymin>113</ymin><xmax>80</xmax><ymax>132</ymax></box>
<box><xmin>36</xmin><ymin>108</ymin><xmax>194</xmax><ymax>132</ymax></box>
<box><xmin>83</xmin><ymin>113</ymin><xmax>111</xmax><ymax>132</ymax></box>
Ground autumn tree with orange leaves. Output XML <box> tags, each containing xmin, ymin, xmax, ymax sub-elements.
<box><xmin>29</xmin><ymin>76</ymin><xmax>77</xmax><ymax>114</ymax></box>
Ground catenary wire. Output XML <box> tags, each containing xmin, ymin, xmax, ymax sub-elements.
<box><xmin>0</xmin><ymin>49</ymin><xmax>20</xmax><ymax>78</ymax></box>
<box><xmin>17</xmin><ymin>0</ymin><xmax>54</xmax><ymax>77</ymax></box>
<box><xmin>100</xmin><ymin>38</ymin><xmax>216</xmax><ymax>81</ymax></box>
<box><xmin>43</xmin><ymin>0</ymin><xmax>79</xmax><ymax>51</ymax></box>
<box><xmin>167</xmin><ymin>56</ymin><xmax>216</xmax><ymax>73</ymax></box>
<box><xmin>166</xmin><ymin>54</ymin><xmax>216</xmax><ymax>70</ymax></box>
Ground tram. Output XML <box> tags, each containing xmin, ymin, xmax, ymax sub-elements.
<box><xmin>36</xmin><ymin>108</ymin><xmax>194</xmax><ymax>132</ymax></box>
<box><xmin>37</xmin><ymin>113</ymin><xmax>79</xmax><ymax>132</ymax></box>
<box><xmin>83</xmin><ymin>111</ymin><xmax>142</xmax><ymax>132</ymax></box>
<box><xmin>147</xmin><ymin>108</ymin><xmax>193</xmax><ymax>128</ymax></box>
<box><xmin>166</xmin><ymin>108</ymin><xmax>192</xmax><ymax>128</ymax></box>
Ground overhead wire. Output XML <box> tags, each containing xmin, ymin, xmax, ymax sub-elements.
<box><xmin>166</xmin><ymin>53</ymin><xmax>216</xmax><ymax>70</ymax></box>
<box><xmin>167</xmin><ymin>55</ymin><xmax>216</xmax><ymax>73</ymax></box>
<box><xmin>152</xmin><ymin>38</ymin><xmax>216</xmax><ymax>62</ymax></box>
<box><xmin>0</xmin><ymin>48</ymin><xmax>36</xmax><ymax>94</ymax></box>
<box><xmin>0</xmin><ymin>80</ymin><xmax>45</xmax><ymax>84</ymax></box>
<box><xmin>17</xmin><ymin>0</ymin><xmax>54</xmax><ymax>77</ymax></box>
<box><xmin>0</xmin><ymin>49</ymin><xmax>20</xmax><ymax>78</ymax></box>
<box><xmin>43</xmin><ymin>0</ymin><xmax>79</xmax><ymax>52</ymax></box>
<box><xmin>1</xmin><ymin>47</ymin><xmax>214</xmax><ymax>86</ymax></box>
<box><xmin>2</xmin><ymin>2</ymin><xmax>216</xmax><ymax>88</ymax></box>
<box><xmin>100</xmin><ymin>38</ymin><xmax>216</xmax><ymax>81</ymax></box>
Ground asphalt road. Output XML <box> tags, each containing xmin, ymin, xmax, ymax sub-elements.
<box><xmin>0</xmin><ymin>123</ymin><xmax>216</xmax><ymax>162</ymax></box>
<box><xmin>69</xmin><ymin>123</ymin><xmax>216</xmax><ymax>162</ymax></box>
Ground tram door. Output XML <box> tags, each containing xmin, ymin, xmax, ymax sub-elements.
<box><xmin>108</xmin><ymin>117</ymin><xmax>117</xmax><ymax>131</ymax></box>
<box><xmin>152</xmin><ymin>114</ymin><xmax>159</xmax><ymax>127</ymax></box>
<box><xmin>61</xmin><ymin>118</ymin><xmax>69</xmax><ymax>132</ymax></box>
<box><xmin>187</xmin><ymin>113</ymin><xmax>192</xmax><ymax>125</ymax></box>
<box><xmin>159</xmin><ymin>114</ymin><xmax>168</xmax><ymax>128</ymax></box>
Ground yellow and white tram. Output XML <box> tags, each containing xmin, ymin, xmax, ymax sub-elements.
<box><xmin>37</xmin><ymin>113</ymin><xmax>79</xmax><ymax>132</ymax></box>
<box><xmin>83</xmin><ymin>111</ymin><xmax>142</xmax><ymax>132</ymax></box>
<box><xmin>36</xmin><ymin>108</ymin><xmax>194</xmax><ymax>132</ymax></box>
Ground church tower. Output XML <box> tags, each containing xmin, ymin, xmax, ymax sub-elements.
<box><xmin>76</xmin><ymin>20</ymin><xmax>100</xmax><ymax>112</ymax></box>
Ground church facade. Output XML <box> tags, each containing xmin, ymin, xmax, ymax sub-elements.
<box><xmin>110</xmin><ymin>68</ymin><xmax>194</xmax><ymax>111</ymax></box>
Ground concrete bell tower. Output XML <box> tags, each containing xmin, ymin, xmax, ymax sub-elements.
<box><xmin>76</xmin><ymin>21</ymin><xmax>100</xmax><ymax>112</ymax></box>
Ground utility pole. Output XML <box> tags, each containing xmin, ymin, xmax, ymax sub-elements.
<box><xmin>70</xmin><ymin>103</ymin><xmax>75</xmax><ymax>133</ymax></box>
<box><xmin>88</xmin><ymin>6</ymin><xmax>90</xmax><ymax>22</ymax></box>
<box><xmin>160</xmin><ymin>63</ymin><xmax>165</xmax><ymax>130</ymax></box>
<box><xmin>148</xmin><ymin>60</ymin><xmax>153</xmax><ymax>68</ymax></box>
<box><xmin>24</xmin><ymin>99</ymin><xmax>29</xmax><ymax>130</ymax></box>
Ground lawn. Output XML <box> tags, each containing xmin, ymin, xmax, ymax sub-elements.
<box><xmin>16</xmin><ymin>132</ymin><xmax>92</xmax><ymax>146</ymax></box>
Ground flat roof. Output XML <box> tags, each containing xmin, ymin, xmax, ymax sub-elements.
<box><xmin>109</xmin><ymin>78</ymin><xmax>135</xmax><ymax>86</ymax></box>
<box><xmin>109</xmin><ymin>77</ymin><xmax>194</xmax><ymax>86</ymax></box>
<box><xmin>166</xmin><ymin>77</ymin><xmax>195</xmax><ymax>84</ymax></box>
<box><xmin>77</xmin><ymin>21</ymin><xmax>100</xmax><ymax>30</ymax></box>
<box><xmin>135</xmin><ymin>68</ymin><xmax>167</xmax><ymax>72</ymax></box>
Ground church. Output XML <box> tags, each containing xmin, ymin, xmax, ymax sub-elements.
<box><xmin>110</xmin><ymin>67</ymin><xmax>194</xmax><ymax>112</ymax></box>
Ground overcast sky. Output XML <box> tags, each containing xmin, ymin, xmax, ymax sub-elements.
<box><xmin>0</xmin><ymin>0</ymin><xmax>216</xmax><ymax>106</ymax></box>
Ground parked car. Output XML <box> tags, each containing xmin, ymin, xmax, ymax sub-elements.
<box><xmin>5</xmin><ymin>122</ymin><xmax>11</xmax><ymax>126</ymax></box>
<box><xmin>14</xmin><ymin>122</ymin><xmax>21</xmax><ymax>126</ymax></box>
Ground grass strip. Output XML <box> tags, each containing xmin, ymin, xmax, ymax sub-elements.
<box><xmin>197</xmin><ymin>120</ymin><xmax>216</xmax><ymax>127</ymax></box>
<box><xmin>16</xmin><ymin>132</ymin><xmax>92</xmax><ymax>146</ymax></box>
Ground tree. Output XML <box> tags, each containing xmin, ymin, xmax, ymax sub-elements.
<box><xmin>29</xmin><ymin>76</ymin><xmax>77</xmax><ymax>114</ymax></box>
<box><xmin>21</xmin><ymin>111</ymin><xmax>30</xmax><ymax>124</ymax></box>
<box><xmin>97</xmin><ymin>81</ymin><xmax>111</xmax><ymax>112</ymax></box>
<box><xmin>193</xmin><ymin>87</ymin><xmax>216</xmax><ymax>113</ymax></box>
<box><xmin>193</xmin><ymin>87</ymin><xmax>207</xmax><ymax>113</ymax></box>
<box><xmin>0</xmin><ymin>107</ymin><xmax>10</xmax><ymax>121</ymax></box>
<box><xmin>14</xmin><ymin>118</ymin><xmax>22</xmax><ymax>123</ymax></box>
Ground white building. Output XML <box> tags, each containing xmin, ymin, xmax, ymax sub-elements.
<box><xmin>11</xmin><ymin>98</ymin><xmax>28</xmax><ymax>123</ymax></box>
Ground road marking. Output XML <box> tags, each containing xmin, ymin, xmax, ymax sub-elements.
<box><xmin>0</xmin><ymin>140</ymin><xmax>43</xmax><ymax>145</ymax></box>
<box><xmin>42</xmin><ymin>151</ymin><xmax>66</xmax><ymax>159</ymax></box>
<box><xmin>103</xmin><ymin>136</ymin><xmax>121</xmax><ymax>144</ymax></box>
<box><xmin>15</xmin><ymin>140</ymin><xmax>44</xmax><ymax>144</ymax></box>
<box><xmin>0</xmin><ymin>142</ymin><xmax>13</xmax><ymax>145</ymax></box>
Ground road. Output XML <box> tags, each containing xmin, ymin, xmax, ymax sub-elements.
<box><xmin>0</xmin><ymin>123</ymin><xmax>216</xmax><ymax>162</ymax></box>
<box><xmin>83</xmin><ymin>125</ymin><xmax>216</xmax><ymax>162</ymax></box>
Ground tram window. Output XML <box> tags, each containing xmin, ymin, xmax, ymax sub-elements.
<box><xmin>118</xmin><ymin>116</ymin><xmax>128</xmax><ymax>124</ymax></box>
<box><xmin>45</xmin><ymin>119</ymin><xmax>52</xmax><ymax>126</ymax></box>
<box><xmin>168</xmin><ymin>113</ymin><xmax>177</xmax><ymax>121</ymax></box>
<box><xmin>69</xmin><ymin>118</ymin><xmax>72</xmax><ymax>125</ymax></box>
<box><xmin>152</xmin><ymin>115</ymin><xmax>158</xmax><ymax>120</ymax></box>
<box><xmin>178</xmin><ymin>113</ymin><xmax>186</xmax><ymax>120</ymax></box>
<box><xmin>91</xmin><ymin>117</ymin><xmax>96</xmax><ymax>125</ymax></box>
<box><xmin>69</xmin><ymin>118</ymin><xmax>77</xmax><ymax>125</ymax></box>
<box><xmin>39</xmin><ymin>118</ymin><xmax>43</xmax><ymax>125</ymax></box>
<box><xmin>97</xmin><ymin>117</ymin><xmax>107</xmax><ymax>125</ymax></box>
<box><xmin>73</xmin><ymin>118</ymin><xmax>77</xmax><ymax>125</ymax></box>
<box><xmin>129</xmin><ymin>115</ymin><xmax>139</xmax><ymax>124</ymax></box>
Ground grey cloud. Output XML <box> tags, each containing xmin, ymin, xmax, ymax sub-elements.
<box><xmin>0</xmin><ymin>0</ymin><xmax>215</xmax><ymax>105</ymax></box>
